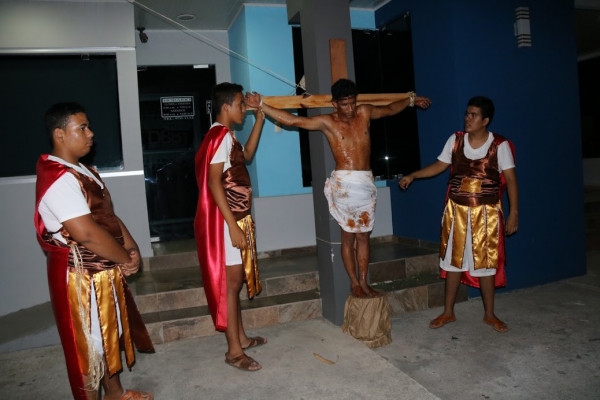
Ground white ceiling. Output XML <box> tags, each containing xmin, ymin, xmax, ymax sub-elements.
<box><xmin>132</xmin><ymin>0</ymin><xmax>391</xmax><ymax>31</ymax></box>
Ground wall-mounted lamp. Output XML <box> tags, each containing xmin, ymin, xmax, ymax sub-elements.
<box><xmin>137</xmin><ymin>27</ymin><xmax>148</xmax><ymax>44</ymax></box>
<box><xmin>514</xmin><ymin>7</ymin><xmax>531</xmax><ymax>48</ymax></box>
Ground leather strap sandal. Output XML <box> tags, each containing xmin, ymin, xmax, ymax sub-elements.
<box><xmin>242</xmin><ymin>336</ymin><xmax>267</xmax><ymax>350</ymax></box>
<box><xmin>225</xmin><ymin>353</ymin><xmax>262</xmax><ymax>371</ymax></box>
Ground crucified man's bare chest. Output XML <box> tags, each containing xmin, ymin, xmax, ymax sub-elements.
<box><xmin>328</xmin><ymin>116</ymin><xmax>372</xmax><ymax>171</ymax></box>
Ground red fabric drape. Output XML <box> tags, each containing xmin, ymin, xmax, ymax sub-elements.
<box><xmin>193</xmin><ymin>125</ymin><xmax>230</xmax><ymax>331</ymax></box>
<box><xmin>35</xmin><ymin>155</ymin><xmax>87</xmax><ymax>400</ymax></box>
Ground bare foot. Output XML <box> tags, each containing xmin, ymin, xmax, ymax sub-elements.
<box><xmin>359</xmin><ymin>280</ymin><xmax>382</xmax><ymax>298</ymax></box>
<box><xmin>351</xmin><ymin>284</ymin><xmax>368</xmax><ymax>298</ymax></box>
<box><xmin>483</xmin><ymin>315</ymin><xmax>508</xmax><ymax>333</ymax></box>
<box><xmin>429</xmin><ymin>313</ymin><xmax>457</xmax><ymax>329</ymax></box>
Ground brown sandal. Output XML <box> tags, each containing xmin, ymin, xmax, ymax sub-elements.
<box><xmin>242</xmin><ymin>336</ymin><xmax>267</xmax><ymax>350</ymax></box>
<box><xmin>225</xmin><ymin>353</ymin><xmax>262</xmax><ymax>371</ymax></box>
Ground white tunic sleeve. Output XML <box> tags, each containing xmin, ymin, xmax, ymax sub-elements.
<box><xmin>210</xmin><ymin>132</ymin><xmax>234</xmax><ymax>172</ymax></box>
<box><xmin>437</xmin><ymin>134</ymin><xmax>456</xmax><ymax>164</ymax></box>
<box><xmin>497</xmin><ymin>141</ymin><xmax>515</xmax><ymax>172</ymax></box>
<box><xmin>38</xmin><ymin>172</ymin><xmax>91</xmax><ymax>238</ymax></box>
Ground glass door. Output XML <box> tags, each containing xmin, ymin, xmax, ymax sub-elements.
<box><xmin>137</xmin><ymin>65</ymin><xmax>216</xmax><ymax>242</ymax></box>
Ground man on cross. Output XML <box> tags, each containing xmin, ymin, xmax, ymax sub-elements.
<box><xmin>246</xmin><ymin>79</ymin><xmax>431</xmax><ymax>298</ymax></box>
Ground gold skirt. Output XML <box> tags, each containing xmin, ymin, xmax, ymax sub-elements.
<box><xmin>439</xmin><ymin>198</ymin><xmax>502</xmax><ymax>270</ymax></box>
<box><xmin>67</xmin><ymin>267</ymin><xmax>136</xmax><ymax>377</ymax></box>
<box><xmin>238</xmin><ymin>215</ymin><xmax>262</xmax><ymax>298</ymax></box>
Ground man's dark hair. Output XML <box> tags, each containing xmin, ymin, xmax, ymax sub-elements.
<box><xmin>44</xmin><ymin>102</ymin><xmax>86</xmax><ymax>147</ymax></box>
<box><xmin>467</xmin><ymin>96</ymin><xmax>495</xmax><ymax>126</ymax></box>
<box><xmin>212</xmin><ymin>82</ymin><xmax>244</xmax><ymax>115</ymax></box>
<box><xmin>331</xmin><ymin>78</ymin><xmax>359</xmax><ymax>101</ymax></box>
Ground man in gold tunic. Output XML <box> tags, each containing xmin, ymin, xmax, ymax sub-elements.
<box><xmin>400</xmin><ymin>96</ymin><xmax>518</xmax><ymax>333</ymax></box>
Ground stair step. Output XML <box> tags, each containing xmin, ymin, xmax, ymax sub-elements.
<box><xmin>131</xmin><ymin>268</ymin><xmax>319</xmax><ymax>314</ymax></box>
<box><xmin>143</xmin><ymin>290</ymin><xmax>321</xmax><ymax>344</ymax></box>
<box><xmin>130</xmin><ymin>242</ymin><xmax>438</xmax><ymax>314</ymax></box>
<box><xmin>136</xmin><ymin>239</ymin><xmax>443</xmax><ymax>344</ymax></box>
<box><xmin>373</xmin><ymin>271</ymin><xmax>468</xmax><ymax>316</ymax></box>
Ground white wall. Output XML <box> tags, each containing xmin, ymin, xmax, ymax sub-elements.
<box><xmin>134</xmin><ymin>29</ymin><xmax>231</xmax><ymax>84</ymax></box>
<box><xmin>253</xmin><ymin>187</ymin><xmax>393</xmax><ymax>252</ymax></box>
<box><xmin>0</xmin><ymin>0</ymin><xmax>152</xmax><ymax>317</ymax></box>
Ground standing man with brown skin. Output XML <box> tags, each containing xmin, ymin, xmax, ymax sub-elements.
<box><xmin>246</xmin><ymin>79</ymin><xmax>431</xmax><ymax>298</ymax></box>
<box><xmin>194</xmin><ymin>82</ymin><xmax>266</xmax><ymax>372</ymax></box>
<box><xmin>35</xmin><ymin>102</ymin><xmax>154</xmax><ymax>400</ymax></box>
<box><xmin>400</xmin><ymin>96</ymin><xmax>518</xmax><ymax>333</ymax></box>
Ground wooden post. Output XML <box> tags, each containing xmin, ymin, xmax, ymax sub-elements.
<box><xmin>329</xmin><ymin>38</ymin><xmax>348</xmax><ymax>84</ymax></box>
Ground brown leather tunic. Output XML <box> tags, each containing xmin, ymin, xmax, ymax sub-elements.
<box><xmin>51</xmin><ymin>167</ymin><xmax>124</xmax><ymax>272</ymax></box>
<box><xmin>222</xmin><ymin>136</ymin><xmax>252</xmax><ymax>221</ymax></box>
<box><xmin>448</xmin><ymin>134</ymin><xmax>500</xmax><ymax>207</ymax></box>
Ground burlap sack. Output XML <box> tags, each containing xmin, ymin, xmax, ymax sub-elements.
<box><xmin>341</xmin><ymin>293</ymin><xmax>392</xmax><ymax>348</ymax></box>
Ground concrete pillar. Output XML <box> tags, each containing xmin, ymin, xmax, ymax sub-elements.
<box><xmin>286</xmin><ymin>0</ymin><xmax>356</xmax><ymax>325</ymax></box>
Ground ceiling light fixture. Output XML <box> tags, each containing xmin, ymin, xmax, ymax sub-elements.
<box><xmin>177</xmin><ymin>14</ymin><xmax>196</xmax><ymax>21</ymax></box>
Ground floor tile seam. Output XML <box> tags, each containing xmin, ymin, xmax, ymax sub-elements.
<box><xmin>137</xmin><ymin>287</ymin><xmax>202</xmax><ymax>297</ymax></box>
<box><xmin>140</xmin><ymin>286</ymin><xmax>319</xmax><ymax>308</ymax></box>
<box><xmin>145</xmin><ymin>274</ymin><xmax>318</xmax><ymax>294</ymax></box>
<box><xmin>261</xmin><ymin>271</ymin><xmax>319</xmax><ymax>280</ymax></box>
<box><xmin>140</xmin><ymin>286</ymin><xmax>204</xmax><ymax>296</ymax></box>
<box><xmin>372</xmin><ymin>278</ymin><xmax>443</xmax><ymax>293</ymax></box>
<box><xmin>156</xmin><ymin>313</ymin><xmax>210</xmax><ymax>324</ymax></box>
<box><xmin>146</xmin><ymin>291</ymin><xmax>321</xmax><ymax>323</ymax></box>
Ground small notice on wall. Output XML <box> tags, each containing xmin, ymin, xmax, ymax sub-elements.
<box><xmin>160</xmin><ymin>96</ymin><xmax>195</xmax><ymax>120</ymax></box>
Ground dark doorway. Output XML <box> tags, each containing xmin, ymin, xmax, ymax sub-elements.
<box><xmin>292</xmin><ymin>16</ymin><xmax>421</xmax><ymax>186</ymax></box>
<box><xmin>578</xmin><ymin>56</ymin><xmax>600</xmax><ymax>159</ymax></box>
<box><xmin>137</xmin><ymin>65</ymin><xmax>216</xmax><ymax>242</ymax></box>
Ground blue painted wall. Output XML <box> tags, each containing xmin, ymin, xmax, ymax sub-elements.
<box><xmin>378</xmin><ymin>0</ymin><xmax>586</xmax><ymax>293</ymax></box>
<box><xmin>230</xmin><ymin>5</ymin><xmax>309</xmax><ymax>197</ymax></box>
<box><xmin>350</xmin><ymin>8</ymin><xmax>376</xmax><ymax>30</ymax></box>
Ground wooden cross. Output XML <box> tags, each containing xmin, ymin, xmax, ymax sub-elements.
<box><xmin>257</xmin><ymin>39</ymin><xmax>411</xmax><ymax>109</ymax></box>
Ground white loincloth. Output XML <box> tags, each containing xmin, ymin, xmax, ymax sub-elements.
<box><xmin>324</xmin><ymin>170</ymin><xmax>377</xmax><ymax>233</ymax></box>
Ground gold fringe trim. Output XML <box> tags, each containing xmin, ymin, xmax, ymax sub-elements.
<box><xmin>70</xmin><ymin>245</ymin><xmax>104</xmax><ymax>391</ymax></box>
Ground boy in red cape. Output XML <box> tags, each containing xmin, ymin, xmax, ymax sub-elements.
<box><xmin>194</xmin><ymin>82</ymin><xmax>266</xmax><ymax>371</ymax></box>
<box><xmin>400</xmin><ymin>96</ymin><xmax>518</xmax><ymax>333</ymax></box>
<box><xmin>35</xmin><ymin>102</ymin><xmax>154</xmax><ymax>400</ymax></box>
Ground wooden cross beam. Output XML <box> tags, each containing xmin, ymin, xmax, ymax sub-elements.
<box><xmin>257</xmin><ymin>39</ymin><xmax>411</xmax><ymax>109</ymax></box>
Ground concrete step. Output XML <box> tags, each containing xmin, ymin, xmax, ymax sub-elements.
<box><xmin>143</xmin><ymin>290</ymin><xmax>321</xmax><ymax>344</ymax></box>
<box><xmin>130</xmin><ymin>240</ymin><xmax>440</xmax><ymax>314</ymax></box>
<box><xmin>135</xmin><ymin>238</ymin><xmax>453</xmax><ymax>344</ymax></box>
<box><xmin>131</xmin><ymin>267</ymin><xmax>319</xmax><ymax>315</ymax></box>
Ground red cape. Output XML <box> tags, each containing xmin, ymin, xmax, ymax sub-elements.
<box><xmin>441</xmin><ymin>132</ymin><xmax>516</xmax><ymax>289</ymax></box>
<box><xmin>35</xmin><ymin>155</ymin><xmax>89</xmax><ymax>400</ymax></box>
<box><xmin>194</xmin><ymin>125</ymin><xmax>230</xmax><ymax>331</ymax></box>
